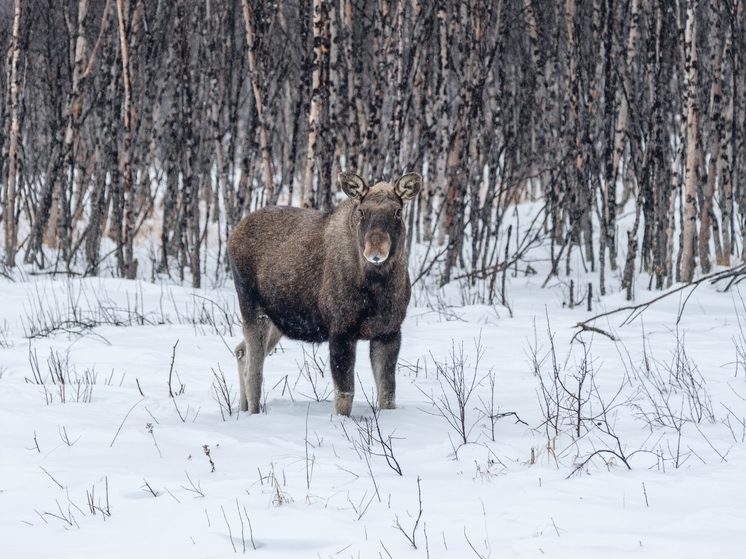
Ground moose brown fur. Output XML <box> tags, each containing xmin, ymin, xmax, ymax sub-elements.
<box><xmin>228</xmin><ymin>171</ymin><xmax>422</xmax><ymax>415</ymax></box>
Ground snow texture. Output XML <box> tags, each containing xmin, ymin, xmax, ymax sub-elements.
<box><xmin>2</xmin><ymin>261</ymin><xmax>746</xmax><ymax>558</ymax></box>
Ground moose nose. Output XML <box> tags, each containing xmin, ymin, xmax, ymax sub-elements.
<box><xmin>366</xmin><ymin>253</ymin><xmax>387</xmax><ymax>265</ymax></box>
<box><xmin>364</xmin><ymin>229</ymin><xmax>391</xmax><ymax>265</ymax></box>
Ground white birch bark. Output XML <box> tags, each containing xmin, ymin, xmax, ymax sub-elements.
<box><xmin>3</xmin><ymin>0</ymin><xmax>22</xmax><ymax>267</ymax></box>
<box><xmin>681</xmin><ymin>0</ymin><xmax>699</xmax><ymax>283</ymax></box>
<box><xmin>241</xmin><ymin>0</ymin><xmax>274</xmax><ymax>204</ymax></box>
<box><xmin>302</xmin><ymin>0</ymin><xmax>324</xmax><ymax>208</ymax></box>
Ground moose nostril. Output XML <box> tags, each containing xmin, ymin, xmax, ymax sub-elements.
<box><xmin>373</xmin><ymin>256</ymin><xmax>380</xmax><ymax>263</ymax></box>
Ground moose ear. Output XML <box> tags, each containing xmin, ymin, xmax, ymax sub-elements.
<box><xmin>339</xmin><ymin>172</ymin><xmax>368</xmax><ymax>201</ymax></box>
<box><xmin>394</xmin><ymin>173</ymin><xmax>422</xmax><ymax>203</ymax></box>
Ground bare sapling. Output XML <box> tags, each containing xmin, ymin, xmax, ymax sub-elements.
<box><xmin>26</xmin><ymin>347</ymin><xmax>96</xmax><ymax>404</ymax></box>
<box><xmin>211</xmin><ymin>365</ymin><xmax>237</xmax><ymax>420</ymax></box>
<box><xmin>418</xmin><ymin>336</ymin><xmax>488</xmax><ymax>449</ymax></box>
<box><xmin>476</xmin><ymin>369</ymin><xmax>528</xmax><ymax>442</ymax></box>
<box><xmin>568</xmin><ymin>366</ymin><xmax>636</xmax><ymax>476</ymax></box>
<box><xmin>532</xmin><ymin>316</ymin><xmax>641</xmax><ymax>474</ymax></box>
<box><xmin>181</xmin><ymin>470</ymin><xmax>205</xmax><ymax>497</ymax></box>
<box><xmin>527</xmin><ymin>317</ymin><xmax>563</xmax><ymax>464</ymax></box>
<box><xmin>392</xmin><ymin>476</ymin><xmax>423</xmax><ymax>549</ymax></box>
<box><xmin>294</xmin><ymin>343</ymin><xmax>333</xmax><ymax>402</ymax></box>
<box><xmin>266</xmin><ymin>462</ymin><xmax>293</xmax><ymax>506</ymax></box>
<box><xmin>0</xmin><ymin>319</ymin><xmax>11</xmax><ymax>348</ymax></box>
<box><xmin>351</xmin><ymin>379</ymin><xmax>403</xmax><ymax>475</ymax></box>
<box><xmin>623</xmin><ymin>328</ymin><xmax>719</xmax><ymax>469</ymax></box>
<box><xmin>166</xmin><ymin>340</ymin><xmax>194</xmax><ymax>422</ymax></box>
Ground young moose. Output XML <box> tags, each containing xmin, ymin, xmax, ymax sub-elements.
<box><xmin>228</xmin><ymin>171</ymin><xmax>421</xmax><ymax>415</ymax></box>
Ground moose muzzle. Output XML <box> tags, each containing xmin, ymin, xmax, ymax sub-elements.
<box><xmin>363</xmin><ymin>230</ymin><xmax>391</xmax><ymax>265</ymax></box>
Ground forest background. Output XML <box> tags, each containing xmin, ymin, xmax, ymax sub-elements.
<box><xmin>1</xmin><ymin>0</ymin><xmax>745</xmax><ymax>294</ymax></box>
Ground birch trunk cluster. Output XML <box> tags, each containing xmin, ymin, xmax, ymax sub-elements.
<box><xmin>1</xmin><ymin>0</ymin><xmax>746</xmax><ymax>293</ymax></box>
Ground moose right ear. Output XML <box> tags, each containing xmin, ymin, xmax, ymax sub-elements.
<box><xmin>339</xmin><ymin>172</ymin><xmax>368</xmax><ymax>201</ymax></box>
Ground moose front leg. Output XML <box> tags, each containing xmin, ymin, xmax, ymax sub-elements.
<box><xmin>329</xmin><ymin>334</ymin><xmax>357</xmax><ymax>416</ymax></box>
<box><xmin>370</xmin><ymin>331</ymin><xmax>400</xmax><ymax>409</ymax></box>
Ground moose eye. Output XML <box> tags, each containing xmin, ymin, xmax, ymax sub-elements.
<box><xmin>395</xmin><ymin>208</ymin><xmax>402</xmax><ymax>218</ymax></box>
<box><xmin>357</xmin><ymin>208</ymin><xmax>364</xmax><ymax>219</ymax></box>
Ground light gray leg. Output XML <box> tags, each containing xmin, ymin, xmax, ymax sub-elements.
<box><xmin>370</xmin><ymin>332</ymin><xmax>400</xmax><ymax>409</ymax></box>
<box><xmin>265</xmin><ymin>322</ymin><xmax>282</xmax><ymax>356</ymax></box>
<box><xmin>242</xmin><ymin>315</ymin><xmax>281</xmax><ymax>414</ymax></box>
<box><xmin>235</xmin><ymin>340</ymin><xmax>249</xmax><ymax>412</ymax></box>
<box><xmin>236</xmin><ymin>319</ymin><xmax>282</xmax><ymax>414</ymax></box>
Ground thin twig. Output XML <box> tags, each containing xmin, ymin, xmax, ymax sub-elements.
<box><xmin>110</xmin><ymin>397</ymin><xmax>146</xmax><ymax>447</ymax></box>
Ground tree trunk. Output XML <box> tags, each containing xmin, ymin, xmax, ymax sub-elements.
<box><xmin>241</xmin><ymin>0</ymin><xmax>275</xmax><ymax>205</ymax></box>
<box><xmin>681</xmin><ymin>0</ymin><xmax>699</xmax><ymax>283</ymax></box>
<box><xmin>116</xmin><ymin>0</ymin><xmax>137</xmax><ymax>279</ymax></box>
<box><xmin>302</xmin><ymin>0</ymin><xmax>326</xmax><ymax>208</ymax></box>
<box><xmin>3</xmin><ymin>0</ymin><xmax>23</xmax><ymax>267</ymax></box>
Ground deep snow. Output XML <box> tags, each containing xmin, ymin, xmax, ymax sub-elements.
<box><xmin>2</xmin><ymin>257</ymin><xmax>746</xmax><ymax>558</ymax></box>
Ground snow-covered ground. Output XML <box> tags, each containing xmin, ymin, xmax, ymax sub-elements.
<box><xmin>2</xmin><ymin>252</ymin><xmax>746</xmax><ymax>558</ymax></box>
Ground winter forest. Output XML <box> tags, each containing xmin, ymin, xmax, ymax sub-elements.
<box><xmin>2</xmin><ymin>0</ymin><xmax>746</xmax><ymax>290</ymax></box>
<box><xmin>4</xmin><ymin>1</ymin><xmax>746</xmax><ymax>558</ymax></box>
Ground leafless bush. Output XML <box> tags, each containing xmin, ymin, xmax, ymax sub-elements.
<box><xmin>211</xmin><ymin>365</ymin><xmax>237</xmax><ymax>420</ymax></box>
<box><xmin>529</xmin><ymin>317</ymin><xmax>640</xmax><ymax>473</ymax></box>
<box><xmin>170</xmin><ymin>291</ymin><xmax>240</xmax><ymax>337</ymax></box>
<box><xmin>630</xmin><ymin>331</ymin><xmax>715</xmax><ymax>429</ymax></box>
<box><xmin>265</xmin><ymin>462</ymin><xmax>293</xmax><ymax>506</ymax></box>
<box><xmin>21</xmin><ymin>279</ymin><xmax>239</xmax><ymax>341</ymax></box>
<box><xmin>722</xmin><ymin>389</ymin><xmax>746</xmax><ymax>443</ymax></box>
<box><xmin>36</xmin><ymin>478</ymin><xmax>111</xmax><ymax>528</ymax></box>
<box><xmin>568</xmin><ymin>363</ymin><xmax>637</xmax><ymax>476</ymax></box>
<box><xmin>476</xmin><ymin>369</ymin><xmax>527</xmax><ymax>442</ymax></box>
<box><xmin>85</xmin><ymin>477</ymin><xmax>112</xmax><ymax>519</ymax></box>
<box><xmin>0</xmin><ymin>319</ymin><xmax>12</xmax><ymax>348</ymax></box>
<box><xmin>181</xmin><ymin>471</ymin><xmax>205</xmax><ymax>497</ymax></box>
<box><xmin>25</xmin><ymin>347</ymin><xmax>96</xmax><ymax>404</ymax></box>
<box><xmin>527</xmin><ymin>317</ymin><xmax>564</xmax><ymax>462</ymax></box>
<box><xmin>418</xmin><ymin>337</ymin><xmax>488</xmax><ymax>449</ymax></box>
<box><xmin>351</xmin><ymin>384</ymin><xmax>403</xmax><ymax>476</ymax></box>
<box><xmin>294</xmin><ymin>344</ymin><xmax>332</xmax><ymax>402</ymax></box>
<box><xmin>22</xmin><ymin>280</ymin><xmax>160</xmax><ymax>340</ymax></box>
<box><xmin>611</xmin><ymin>328</ymin><xmax>720</xmax><ymax>470</ymax></box>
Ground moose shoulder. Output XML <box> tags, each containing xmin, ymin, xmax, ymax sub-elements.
<box><xmin>228</xmin><ymin>172</ymin><xmax>422</xmax><ymax>416</ymax></box>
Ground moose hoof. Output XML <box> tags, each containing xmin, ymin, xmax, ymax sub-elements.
<box><xmin>379</xmin><ymin>397</ymin><xmax>396</xmax><ymax>410</ymax></box>
<box><xmin>335</xmin><ymin>392</ymin><xmax>354</xmax><ymax>416</ymax></box>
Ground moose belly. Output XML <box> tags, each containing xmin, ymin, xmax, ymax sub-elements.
<box><xmin>263</xmin><ymin>302</ymin><xmax>329</xmax><ymax>344</ymax></box>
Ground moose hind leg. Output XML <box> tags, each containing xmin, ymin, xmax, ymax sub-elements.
<box><xmin>265</xmin><ymin>322</ymin><xmax>282</xmax><ymax>356</ymax></box>
<box><xmin>235</xmin><ymin>340</ymin><xmax>249</xmax><ymax>411</ymax></box>
<box><xmin>370</xmin><ymin>332</ymin><xmax>400</xmax><ymax>409</ymax></box>
<box><xmin>242</xmin><ymin>317</ymin><xmax>276</xmax><ymax>414</ymax></box>
<box><xmin>329</xmin><ymin>334</ymin><xmax>357</xmax><ymax>416</ymax></box>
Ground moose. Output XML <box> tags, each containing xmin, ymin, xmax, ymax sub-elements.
<box><xmin>227</xmin><ymin>171</ymin><xmax>422</xmax><ymax>416</ymax></box>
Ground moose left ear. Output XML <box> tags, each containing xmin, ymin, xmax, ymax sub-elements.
<box><xmin>339</xmin><ymin>172</ymin><xmax>369</xmax><ymax>201</ymax></box>
<box><xmin>394</xmin><ymin>173</ymin><xmax>422</xmax><ymax>203</ymax></box>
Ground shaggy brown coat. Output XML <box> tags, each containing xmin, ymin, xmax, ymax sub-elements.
<box><xmin>228</xmin><ymin>172</ymin><xmax>421</xmax><ymax>415</ymax></box>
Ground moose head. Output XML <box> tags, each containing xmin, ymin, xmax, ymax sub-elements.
<box><xmin>338</xmin><ymin>171</ymin><xmax>422</xmax><ymax>270</ymax></box>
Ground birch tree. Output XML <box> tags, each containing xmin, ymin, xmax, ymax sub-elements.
<box><xmin>681</xmin><ymin>0</ymin><xmax>700</xmax><ymax>283</ymax></box>
<box><xmin>3</xmin><ymin>0</ymin><xmax>23</xmax><ymax>267</ymax></box>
